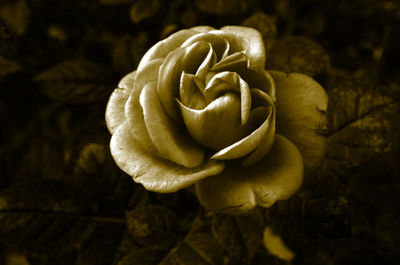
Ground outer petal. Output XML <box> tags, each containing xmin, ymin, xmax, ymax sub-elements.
<box><xmin>140</xmin><ymin>81</ymin><xmax>205</xmax><ymax>168</ymax></box>
<box><xmin>220</xmin><ymin>26</ymin><xmax>266</xmax><ymax>70</ymax></box>
<box><xmin>125</xmin><ymin>59</ymin><xmax>164</xmax><ymax>153</ymax></box>
<box><xmin>270</xmin><ymin>71</ymin><xmax>328</xmax><ymax>170</ymax></box>
<box><xmin>105</xmin><ymin>71</ymin><xmax>136</xmax><ymax>134</ymax></box>
<box><xmin>190</xmin><ymin>26</ymin><xmax>216</xmax><ymax>33</ymax></box>
<box><xmin>137</xmin><ymin>29</ymin><xmax>198</xmax><ymax>72</ymax></box>
<box><xmin>195</xmin><ymin>135</ymin><xmax>303</xmax><ymax>214</ymax></box>
<box><xmin>110</xmin><ymin>122</ymin><xmax>225</xmax><ymax>193</ymax></box>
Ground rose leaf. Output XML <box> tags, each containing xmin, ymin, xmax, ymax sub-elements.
<box><xmin>34</xmin><ymin>60</ymin><xmax>116</xmax><ymax>104</ymax></box>
<box><xmin>0</xmin><ymin>180</ymin><xmax>124</xmax><ymax>256</ymax></box>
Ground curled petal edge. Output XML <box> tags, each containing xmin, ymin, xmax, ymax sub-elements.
<box><xmin>195</xmin><ymin>134</ymin><xmax>303</xmax><ymax>215</ymax></box>
<box><xmin>110</xmin><ymin>122</ymin><xmax>225</xmax><ymax>193</ymax></box>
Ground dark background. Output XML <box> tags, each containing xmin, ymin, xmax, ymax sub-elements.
<box><xmin>0</xmin><ymin>0</ymin><xmax>399</xmax><ymax>264</ymax></box>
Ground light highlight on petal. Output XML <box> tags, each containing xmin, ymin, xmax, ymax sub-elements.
<box><xmin>270</xmin><ymin>71</ymin><xmax>328</xmax><ymax>171</ymax></box>
<box><xmin>140</xmin><ymin>81</ymin><xmax>205</xmax><ymax>168</ymax></box>
<box><xmin>195</xmin><ymin>135</ymin><xmax>303</xmax><ymax>214</ymax></box>
<box><xmin>110</xmin><ymin>122</ymin><xmax>225</xmax><ymax>193</ymax></box>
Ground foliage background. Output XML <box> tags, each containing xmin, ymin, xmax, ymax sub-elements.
<box><xmin>0</xmin><ymin>0</ymin><xmax>399</xmax><ymax>264</ymax></box>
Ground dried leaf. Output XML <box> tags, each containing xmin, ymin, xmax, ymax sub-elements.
<box><xmin>34</xmin><ymin>60</ymin><xmax>115</xmax><ymax>104</ymax></box>
<box><xmin>0</xmin><ymin>0</ymin><xmax>30</xmax><ymax>36</ymax></box>
<box><xmin>212</xmin><ymin>211</ymin><xmax>264</xmax><ymax>265</ymax></box>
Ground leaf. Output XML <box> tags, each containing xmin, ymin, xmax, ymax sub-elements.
<box><xmin>160</xmin><ymin>233</ymin><xmax>223</xmax><ymax>265</ymax></box>
<box><xmin>211</xmin><ymin>211</ymin><xmax>264</xmax><ymax>265</ymax></box>
<box><xmin>34</xmin><ymin>60</ymin><xmax>115</xmax><ymax>104</ymax></box>
<box><xmin>75</xmin><ymin>222</ymin><xmax>125</xmax><ymax>265</ymax></box>
<box><xmin>266</xmin><ymin>36</ymin><xmax>330</xmax><ymax>76</ymax></box>
<box><xmin>0</xmin><ymin>0</ymin><xmax>30</xmax><ymax>36</ymax></box>
<box><xmin>125</xmin><ymin>204</ymin><xmax>179</xmax><ymax>247</ymax></box>
<box><xmin>112</xmin><ymin>33</ymin><xmax>149</xmax><ymax>75</ymax></box>
<box><xmin>0</xmin><ymin>180</ymin><xmax>125</xmax><ymax>253</ymax></box>
<box><xmin>326</xmin><ymin>77</ymin><xmax>399</xmax><ymax>168</ymax></box>
<box><xmin>129</xmin><ymin>0</ymin><xmax>161</xmax><ymax>24</ymax></box>
<box><xmin>117</xmin><ymin>248</ymin><xmax>166</xmax><ymax>265</ymax></box>
<box><xmin>0</xmin><ymin>56</ymin><xmax>21</xmax><ymax>77</ymax></box>
<box><xmin>118</xmin><ymin>213</ymin><xmax>225</xmax><ymax>265</ymax></box>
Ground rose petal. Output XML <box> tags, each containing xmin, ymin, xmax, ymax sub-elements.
<box><xmin>106</xmin><ymin>71</ymin><xmax>136</xmax><ymax>134</ymax></box>
<box><xmin>190</xmin><ymin>26</ymin><xmax>216</xmax><ymax>33</ymax></box>
<box><xmin>110</xmin><ymin>122</ymin><xmax>225</xmax><ymax>193</ymax></box>
<box><xmin>179</xmin><ymin>72</ymin><xmax>206</xmax><ymax>109</ymax></box>
<box><xmin>140</xmin><ymin>81</ymin><xmax>205</xmax><ymax>168</ymax></box>
<box><xmin>270</xmin><ymin>71</ymin><xmax>328</xmax><ymax>170</ymax></box>
<box><xmin>210</xmin><ymin>52</ymin><xmax>248</xmax><ymax>72</ymax></box>
<box><xmin>204</xmin><ymin>71</ymin><xmax>251</xmax><ymax>124</ymax></box>
<box><xmin>211</xmin><ymin>88</ymin><xmax>274</xmax><ymax>161</ymax></box>
<box><xmin>220</xmin><ymin>26</ymin><xmax>266</xmax><ymax>70</ymax></box>
<box><xmin>177</xmin><ymin>93</ymin><xmax>257</xmax><ymax>151</ymax></box>
<box><xmin>181</xmin><ymin>33</ymin><xmax>230</xmax><ymax>60</ymax></box>
<box><xmin>125</xmin><ymin>59</ymin><xmax>164</xmax><ymax>153</ymax></box>
<box><xmin>137</xmin><ymin>29</ymin><xmax>198</xmax><ymax>72</ymax></box>
<box><xmin>195</xmin><ymin>134</ymin><xmax>303</xmax><ymax>214</ymax></box>
<box><xmin>157</xmin><ymin>42</ymin><xmax>212</xmax><ymax>122</ymax></box>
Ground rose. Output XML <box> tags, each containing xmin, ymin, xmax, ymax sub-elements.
<box><xmin>106</xmin><ymin>26</ymin><xmax>328</xmax><ymax>214</ymax></box>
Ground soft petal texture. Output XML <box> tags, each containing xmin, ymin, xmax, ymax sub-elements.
<box><xmin>270</xmin><ymin>71</ymin><xmax>328</xmax><ymax>170</ymax></box>
<box><xmin>105</xmin><ymin>71</ymin><xmax>136</xmax><ymax>134</ymax></box>
<box><xmin>181</xmin><ymin>33</ymin><xmax>229</xmax><ymax>61</ymax></box>
<box><xmin>179</xmin><ymin>72</ymin><xmax>206</xmax><ymax>109</ymax></box>
<box><xmin>190</xmin><ymin>26</ymin><xmax>216</xmax><ymax>33</ymax></box>
<box><xmin>140</xmin><ymin>81</ymin><xmax>205</xmax><ymax>168</ymax></box>
<box><xmin>178</xmin><ymin>93</ymin><xmax>258</xmax><ymax>151</ymax></box>
<box><xmin>137</xmin><ymin>30</ymin><xmax>198</xmax><ymax>72</ymax></box>
<box><xmin>195</xmin><ymin>135</ymin><xmax>303</xmax><ymax>214</ymax></box>
<box><xmin>220</xmin><ymin>26</ymin><xmax>266</xmax><ymax>70</ymax></box>
<box><xmin>110</xmin><ymin>122</ymin><xmax>225</xmax><ymax>193</ymax></box>
<box><xmin>204</xmin><ymin>71</ymin><xmax>251</xmax><ymax>124</ymax></box>
<box><xmin>211</xmin><ymin>88</ymin><xmax>275</xmax><ymax>163</ymax></box>
<box><xmin>125</xmin><ymin>59</ymin><xmax>164</xmax><ymax>153</ymax></box>
<box><xmin>157</xmin><ymin>42</ymin><xmax>212</xmax><ymax>122</ymax></box>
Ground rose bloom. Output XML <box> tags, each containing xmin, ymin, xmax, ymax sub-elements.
<box><xmin>106</xmin><ymin>26</ymin><xmax>328</xmax><ymax>214</ymax></box>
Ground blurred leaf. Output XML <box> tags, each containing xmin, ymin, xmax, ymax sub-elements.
<box><xmin>0</xmin><ymin>180</ymin><xmax>126</xmax><ymax>253</ymax></box>
<box><xmin>126</xmin><ymin>204</ymin><xmax>178</xmax><ymax>247</ymax></box>
<box><xmin>0</xmin><ymin>0</ymin><xmax>30</xmax><ymax>36</ymax></box>
<box><xmin>112</xmin><ymin>33</ymin><xmax>148</xmax><ymax>75</ymax></box>
<box><xmin>326</xmin><ymin>77</ymin><xmax>399</xmax><ymax>168</ymax></box>
<box><xmin>241</xmin><ymin>12</ymin><xmax>276</xmax><ymax>50</ymax></box>
<box><xmin>0</xmin><ymin>55</ymin><xmax>21</xmax><ymax>77</ymax></box>
<box><xmin>34</xmin><ymin>60</ymin><xmax>115</xmax><ymax>104</ymax></box>
<box><xmin>76</xmin><ymin>222</ymin><xmax>125</xmax><ymax>265</ymax></box>
<box><xmin>267</xmin><ymin>36</ymin><xmax>330</xmax><ymax>76</ymax></box>
<box><xmin>117</xmin><ymin>248</ymin><xmax>166</xmax><ymax>265</ymax></box>
<box><xmin>212</xmin><ymin>211</ymin><xmax>264</xmax><ymax>265</ymax></box>
<box><xmin>160</xmin><ymin>232</ymin><xmax>223</xmax><ymax>265</ymax></box>
<box><xmin>129</xmin><ymin>0</ymin><xmax>161</xmax><ymax>24</ymax></box>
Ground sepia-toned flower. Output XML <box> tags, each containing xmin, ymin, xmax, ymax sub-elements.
<box><xmin>106</xmin><ymin>26</ymin><xmax>328</xmax><ymax>214</ymax></box>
